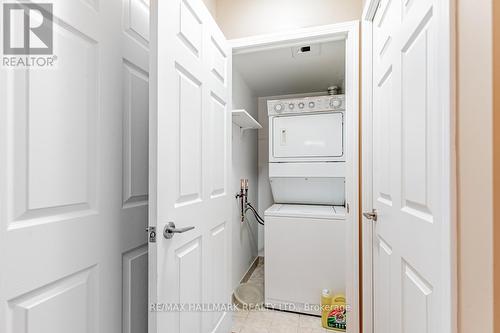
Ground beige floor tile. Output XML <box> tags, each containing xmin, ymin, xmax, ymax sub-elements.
<box><xmin>268</xmin><ymin>324</ymin><xmax>299</xmax><ymax>333</ymax></box>
<box><xmin>297</xmin><ymin>328</ymin><xmax>328</xmax><ymax>333</ymax></box>
<box><xmin>234</xmin><ymin>259</ymin><xmax>314</xmax><ymax>333</ymax></box>
<box><xmin>298</xmin><ymin>314</ymin><xmax>323</xmax><ymax>329</ymax></box>
<box><xmin>234</xmin><ymin>310</ymin><xmax>250</xmax><ymax>319</ymax></box>
<box><xmin>247</xmin><ymin>309</ymin><xmax>275</xmax><ymax>322</ymax></box>
<box><xmin>271</xmin><ymin>311</ymin><xmax>300</xmax><ymax>326</ymax></box>
<box><xmin>231</xmin><ymin>317</ymin><xmax>246</xmax><ymax>333</ymax></box>
<box><xmin>240</xmin><ymin>326</ymin><xmax>269</xmax><ymax>333</ymax></box>
<box><xmin>246</xmin><ymin>317</ymin><xmax>273</xmax><ymax>329</ymax></box>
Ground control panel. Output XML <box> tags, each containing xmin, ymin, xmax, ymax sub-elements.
<box><xmin>267</xmin><ymin>95</ymin><xmax>345</xmax><ymax>116</ymax></box>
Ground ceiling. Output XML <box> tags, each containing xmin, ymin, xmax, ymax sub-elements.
<box><xmin>233</xmin><ymin>40</ymin><xmax>346</xmax><ymax>97</ymax></box>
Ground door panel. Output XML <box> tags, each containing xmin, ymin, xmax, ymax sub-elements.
<box><xmin>372</xmin><ymin>0</ymin><xmax>446</xmax><ymax>332</ymax></box>
<box><xmin>401</xmin><ymin>261</ymin><xmax>433</xmax><ymax>333</ymax></box>
<box><xmin>123</xmin><ymin>245</ymin><xmax>148</xmax><ymax>333</ymax></box>
<box><xmin>122</xmin><ymin>61</ymin><xmax>149</xmax><ymax>207</ymax></box>
<box><xmin>176</xmin><ymin>65</ymin><xmax>203</xmax><ymax>205</ymax></box>
<box><xmin>208</xmin><ymin>96</ymin><xmax>227</xmax><ymax>197</ymax></box>
<box><xmin>373</xmin><ymin>236</ymin><xmax>391</xmax><ymax>333</ymax></box>
<box><xmin>8</xmin><ymin>266</ymin><xmax>98</xmax><ymax>333</ymax></box>
<box><xmin>10</xmin><ymin>12</ymin><xmax>98</xmax><ymax>222</ymax></box>
<box><xmin>121</xmin><ymin>0</ymin><xmax>150</xmax><ymax>332</ymax></box>
<box><xmin>150</xmin><ymin>0</ymin><xmax>232</xmax><ymax>332</ymax></box>
<box><xmin>0</xmin><ymin>1</ymin><xmax>126</xmax><ymax>333</ymax></box>
<box><xmin>208</xmin><ymin>222</ymin><xmax>228</xmax><ymax>327</ymax></box>
<box><xmin>176</xmin><ymin>238</ymin><xmax>203</xmax><ymax>332</ymax></box>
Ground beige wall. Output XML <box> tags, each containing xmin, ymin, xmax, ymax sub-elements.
<box><xmin>202</xmin><ymin>0</ymin><xmax>217</xmax><ymax>18</ymax></box>
<box><xmin>494</xmin><ymin>0</ymin><xmax>500</xmax><ymax>331</ymax></box>
<box><xmin>214</xmin><ymin>0</ymin><xmax>362</xmax><ymax>39</ymax></box>
<box><xmin>457</xmin><ymin>0</ymin><xmax>494</xmax><ymax>333</ymax></box>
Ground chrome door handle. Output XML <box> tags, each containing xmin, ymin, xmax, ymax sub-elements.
<box><xmin>163</xmin><ymin>222</ymin><xmax>195</xmax><ymax>239</ymax></box>
<box><xmin>363</xmin><ymin>210</ymin><xmax>378</xmax><ymax>222</ymax></box>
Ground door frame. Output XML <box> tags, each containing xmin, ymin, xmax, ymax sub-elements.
<box><xmin>360</xmin><ymin>1</ymin><xmax>457</xmax><ymax>332</ymax></box>
<box><xmin>231</xmin><ymin>21</ymin><xmax>360</xmax><ymax>333</ymax></box>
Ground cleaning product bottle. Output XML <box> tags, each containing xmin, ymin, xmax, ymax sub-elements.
<box><xmin>321</xmin><ymin>289</ymin><xmax>334</xmax><ymax>329</ymax></box>
<box><xmin>322</xmin><ymin>292</ymin><xmax>347</xmax><ymax>331</ymax></box>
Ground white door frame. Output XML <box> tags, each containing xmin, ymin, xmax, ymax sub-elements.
<box><xmin>360</xmin><ymin>1</ymin><xmax>457</xmax><ymax>332</ymax></box>
<box><xmin>231</xmin><ymin>21</ymin><xmax>360</xmax><ymax>333</ymax></box>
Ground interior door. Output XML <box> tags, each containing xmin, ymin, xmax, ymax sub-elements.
<box><xmin>121</xmin><ymin>0</ymin><xmax>150</xmax><ymax>332</ymax></box>
<box><xmin>370</xmin><ymin>0</ymin><xmax>450</xmax><ymax>332</ymax></box>
<box><xmin>149</xmin><ymin>0</ymin><xmax>232</xmax><ymax>332</ymax></box>
<box><xmin>0</xmin><ymin>1</ymin><xmax>127</xmax><ymax>332</ymax></box>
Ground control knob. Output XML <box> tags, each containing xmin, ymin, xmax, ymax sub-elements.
<box><xmin>274</xmin><ymin>103</ymin><xmax>284</xmax><ymax>112</ymax></box>
<box><xmin>330</xmin><ymin>99</ymin><xmax>342</xmax><ymax>108</ymax></box>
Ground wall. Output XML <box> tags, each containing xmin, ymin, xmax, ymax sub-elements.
<box><xmin>215</xmin><ymin>0</ymin><xmax>362</xmax><ymax>39</ymax></box>
<box><xmin>493</xmin><ymin>0</ymin><xmax>500</xmax><ymax>330</ymax></box>
<box><xmin>231</xmin><ymin>70</ymin><xmax>259</xmax><ymax>288</ymax></box>
<box><xmin>457</xmin><ymin>0</ymin><xmax>494</xmax><ymax>333</ymax></box>
<box><xmin>202</xmin><ymin>0</ymin><xmax>217</xmax><ymax>18</ymax></box>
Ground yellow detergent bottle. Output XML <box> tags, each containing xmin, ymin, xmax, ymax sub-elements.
<box><xmin>321</xmin><ymin>290</ymin><xmax>334</xmax><ymax>328</ymax></box>
<box><xmin>321</xmin><ymin>291</ymin><xmax>347</xmax><ymax>332</ymax></box>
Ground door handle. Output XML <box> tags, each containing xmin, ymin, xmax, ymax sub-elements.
<box><xmin>163</xmin><ymin>222</ymin><xmax>195</xmax><ymax>239</ymax></box>
<box><xmin>363</xmin><ymin>210</ymin><xmax>378</xmax><ymax>222</ymax></box>
<box><xmin>281</xmin><ymin>129</ymin><xmax>287</xmax><ymax>145</ymax></box>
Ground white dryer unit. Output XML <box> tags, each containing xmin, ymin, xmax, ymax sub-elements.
<box><xmin>268</xmin><ymin>95</ymin><xmax>345</xmax><ymax>163</ymax></box>
<box><xmin>264</xmin><ymin>204</ymin><xmax>346</xmax><ymax>315</ymax></box>
<box><xmin>267</xmin><ymin>95</ymin><xmax>346</xmax><ymax>205</ymax></box>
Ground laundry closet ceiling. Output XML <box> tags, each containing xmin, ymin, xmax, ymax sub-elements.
<box><xmin>233</xmin><ymin>40</ymin><xmax>345</xmax><ymax>97</ymax></box>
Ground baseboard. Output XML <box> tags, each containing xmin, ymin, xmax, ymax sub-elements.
<box><xmin>239</xmin><ymin>256</ymin><xmax>262</xmax><ymax>285</ymax></box>
<box><xmin>232</xmin><ymin>256</ymin><xmax>263</xmax><ymax>306</ymax></box>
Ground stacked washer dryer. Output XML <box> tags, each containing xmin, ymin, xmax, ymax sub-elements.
<box><xmin>264</xmin><ymin>94</ymin><xmax>347</xmax><ymax>315</ymax></box>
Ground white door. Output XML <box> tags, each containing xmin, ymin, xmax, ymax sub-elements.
<box><xmin>149</xmin><ymin>0</ymin><xmax>232</xmax><ymax>332</ymax></box>
<box><xmin>0</xmin><ymin>0</ymin><xmax>137</xmax><ymax>332</ymax></box>
<box><xmin>272</xmin><ymin>113</ymin><xmax>344</xmax><ymax>159</ymax></box>
<box><xmin>121</xmin><ymin>0</ymin><xmax>150</xmax><ymax>332</ymax></box>
<box><xmin>370</xmin><ymin>0</ymin><xmax>451</xmax><ymax>332</ymax></box>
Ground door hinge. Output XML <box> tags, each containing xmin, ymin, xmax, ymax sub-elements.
<box><xmin>146</xmin><ymin>226</ymin><xmax>157</xmax><ymax>243</ymax></box>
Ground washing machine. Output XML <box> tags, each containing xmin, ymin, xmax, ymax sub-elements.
<box><xmin>265</xmin><ymin>95</ymin><xmax>347</xmax><ymax>314</ymax></box>
<box><xmin>264</xmin><ymin>204</ymin><xmax>346</xmax><ymax>315</ymax></box>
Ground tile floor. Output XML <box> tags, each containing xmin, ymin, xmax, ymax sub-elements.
<box><xmin>246</xmin><ymin>259</ymin><xmax>264</xmax><ymax>290</ymax></box>
<box><xmin>232</xmin><ymin>308</ymin><xmax>333</xmax><ymax>333</ymax></box>
<box><xmin>231</xmin><ymin>260</ymin><xmax>333</xmax><ymax>333</ymax></box>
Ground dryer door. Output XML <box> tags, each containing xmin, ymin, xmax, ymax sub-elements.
<box><xmin>271</xmin><ymin>112</ymin><xmax>344</xmax><ymax>161</ymax></box>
